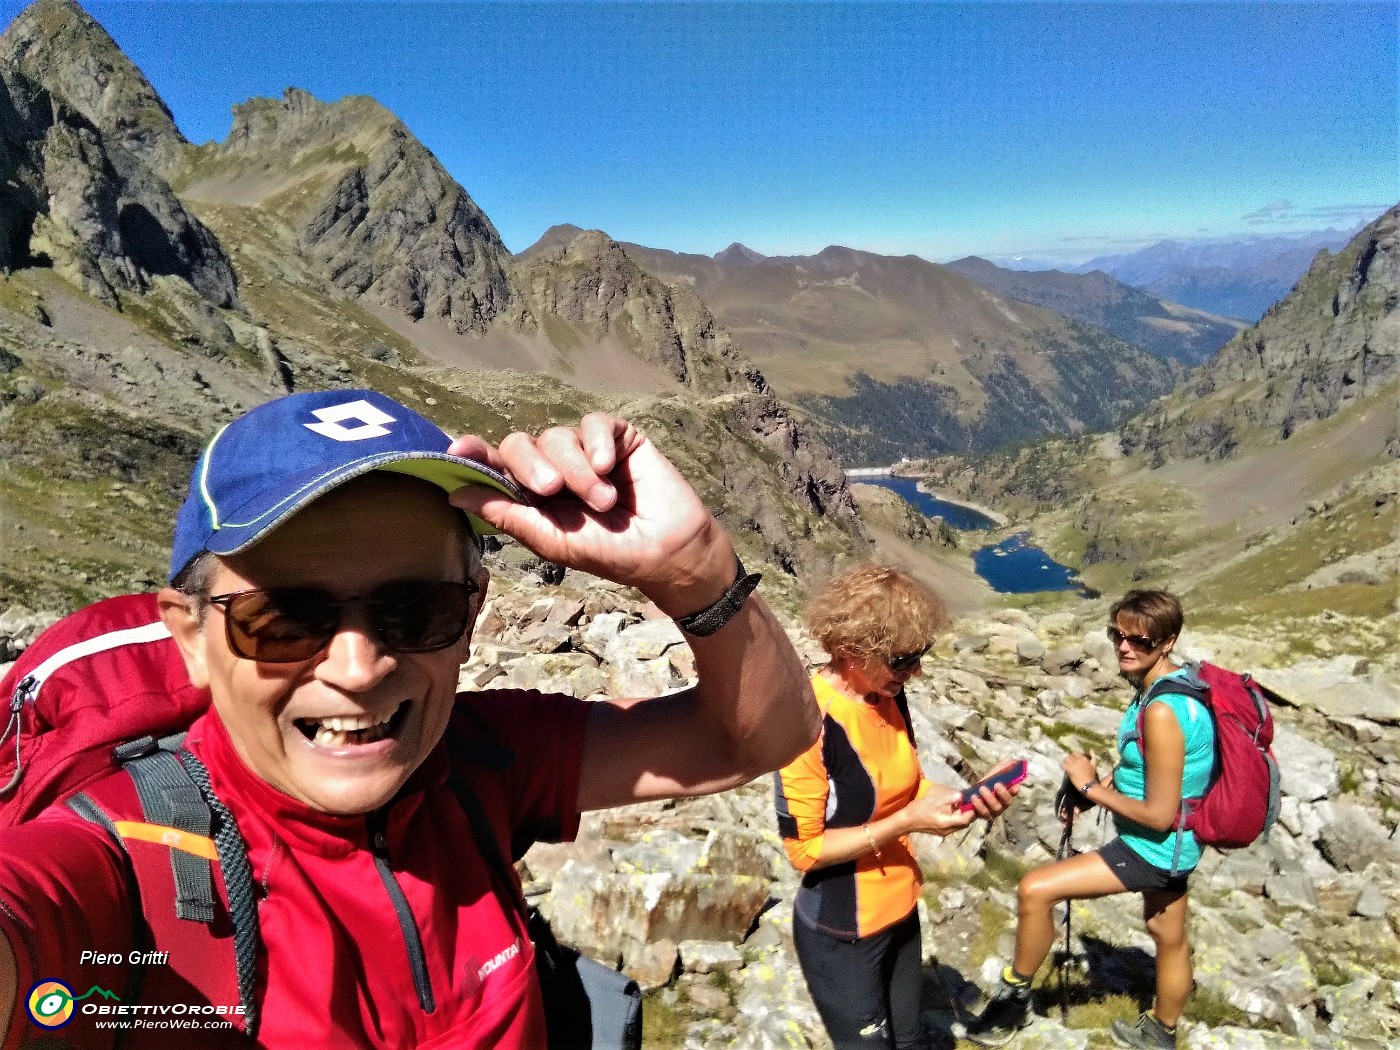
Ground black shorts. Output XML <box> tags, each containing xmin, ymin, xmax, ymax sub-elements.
<box><xmin>1098</xmin><ymin>837</ymin><xmax>1190</xmax><ymax>894</ymax></box>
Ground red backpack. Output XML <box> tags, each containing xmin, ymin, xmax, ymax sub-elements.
<box><xmin>0</xmin><ymin>593</ymin><xmax>208</xmax><ymax>826</ymax></box>
<box><xmin>0</xmin><ymin>594</ymin><xmax>259</xmax><ymax>1037</ymax></box>
<box><xmin>1126</xmin><ymin>661</ymin><xmax>1282</xmax><ymax>874</ymax></box>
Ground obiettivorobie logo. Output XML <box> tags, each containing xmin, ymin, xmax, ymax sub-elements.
<box><xmin>26</xmin><ymin>976</ymin><xmax>245</xmax><ymax>1033</ymax></box>
<box><xmin>25</xmin><ymin>980</ymin><xmax>120</xmax><ymax>1029</ymax></box>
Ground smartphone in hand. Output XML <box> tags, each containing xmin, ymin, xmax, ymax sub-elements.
<box><xmin>958</xmin><ymin>759</ymin><xmax>1028</xmax><ymax>811</ymax></box>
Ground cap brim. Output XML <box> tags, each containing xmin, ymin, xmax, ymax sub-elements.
<box><xmin>204</xmin><ymin>451</ymin><xmax>523</xmax><ymax>557</ymax></box>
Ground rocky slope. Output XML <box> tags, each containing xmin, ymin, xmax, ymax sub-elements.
<box><xmin>7</xmin><ymin>569</ymin><xmax>1395</xmax><ymax>1049</ymax></box>
<box><xmin>176</xmin><ymin>87</ymin><xmax>521</xmax><ymax>336</ymax></box>
<box><xmin>0</xmin><ymin>62</ymin><xmax>237</xmax><ymax>309</ymax></box>
<box><xmin>512</xmin><ymin>227</ymin><xmax>767</xmax><ymax>395</ymax></box>
<box><xmin>945</xmin><ymin>256</ymin><xmax>1244</xmax><ymax>365</ymax></box>
<box><xmin>488</xmin><ymin>587</ymin><xmax>1400</xmax><ymax>1050</ymax></box>
<box><xmin>620</xmin><ymin>239</ymin><xmax>1185</xmax><ymax>465</ymax></box>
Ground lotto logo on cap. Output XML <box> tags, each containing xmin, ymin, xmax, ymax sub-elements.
<box><xmin>169</xmin><ymin>389</ymin><xmax>522</xmax><ymax>580</ymax></box>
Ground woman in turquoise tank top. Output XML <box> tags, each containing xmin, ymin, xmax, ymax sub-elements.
<box><xmin>957</xmin><ymin>590</ymin><xmax>1213</xmax><ymax>1050</ymax></box>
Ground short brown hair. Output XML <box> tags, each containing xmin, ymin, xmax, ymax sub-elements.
<box><xmin>805</xmin><ymin>564</ymin><xmax>949</xmax><ymax>662</ymax></box>
<box><xmin>1109</xmin><ymin>589</ymin><xmax>1183</xmax><ymax>644</ymax></box>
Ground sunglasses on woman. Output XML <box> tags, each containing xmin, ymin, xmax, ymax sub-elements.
<box><xmin>885</xmin><ymin>646</ymin><xmax>931</xmax><ymax>673</ymax></box>
<box><xmin>1106</xmin><ymin>625</ymin><xmax>1158</xmax><ymax>653</ymax></box>
<box><xmin>206</xmin><ymin>580</ymin><xmax>480</xmax><ymax>663</ymax></box>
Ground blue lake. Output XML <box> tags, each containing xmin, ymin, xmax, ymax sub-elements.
<box><xmin>974</xmin><ymin>532</ymin><xmax>1093</xmax><ymax>595</ymax></box>
<box><xmin>853</xmin><ymin>476</ymin><xmax>1089</xmax><ymax>595</ymax></box>
<box><xmin>853</xmin><ymin>476</ymin><xmax>997</xmax><ymax>531</ymax></box>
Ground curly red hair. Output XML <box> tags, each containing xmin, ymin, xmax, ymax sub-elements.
<box><xmin>805</xmin><ymin>564</ymin><xmax>949</xmax><ymax>662</ymax></box>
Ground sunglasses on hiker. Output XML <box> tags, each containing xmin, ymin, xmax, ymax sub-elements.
<box><xmin>1106</xmin><ymin>625</ymin><xmax>1158</xmax><ymax>653</ymax></box>
<box><xmin>207</xmin><ymin>580</ymin><xmax>480</xmax><ymax>663</ymax></box>
<box><xmin>885</xmin><ymin>646</ymin><xmax>931</xmax><ymax>674</ymax></box>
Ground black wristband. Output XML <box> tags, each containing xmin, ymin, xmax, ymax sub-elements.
<box><xmin>674</xmin><ymin>558</ymin><xmax>763</xmax><ymax>637</ymax></box>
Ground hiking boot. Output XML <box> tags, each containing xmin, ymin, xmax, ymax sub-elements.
<box><xmin>950</xmin><ymin>986</ymin><xmax>1032</xmax><ymax>1047</ymax></box>
<box><xmin>1110</xmin><ymin>1012</ymin><xmax>1177</xmax><ymax>1049</ymax></box>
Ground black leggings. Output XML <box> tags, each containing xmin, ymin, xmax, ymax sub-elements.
<box><xmin>793</xmin><ymin>909</ymin><xmax>923</xmax><ymax>1049</ymax></box>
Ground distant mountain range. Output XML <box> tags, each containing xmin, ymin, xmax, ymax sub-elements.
<box><xmin>610</xmin><ymin>238</ymin><xmax>1184</xmax><ymax>464</ymax></box>
<box><xmin>1122</xmin><ymin>206</ymin><xmax>1400</xmax><ymax>463</ymax></box>
<box><xmin>1071</xmin><ymin>230</ymin><xmax>1363</xmax><ymax>322</ymax></box>
<box><xmin>944</xmin><ymin>256</ymin><xmax>1243</xmax><ymax>364</ymax></box>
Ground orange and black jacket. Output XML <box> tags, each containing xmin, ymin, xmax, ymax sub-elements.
<box><xmin>774</xmin><ymin>674</ymin><xmax>929</xmax><ymax>940</ymax></box>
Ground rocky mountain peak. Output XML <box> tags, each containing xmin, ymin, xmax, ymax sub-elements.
<box><xmin>223</xmin><ymin>87</ymin><xmax>391</xmax><ymax>156</ymax></box>
<box><xmin>1</xmin><ymin>0</ymin><xmax>186</xmax><ymax>178</ymax></box>
<box><xmin>519</xmin><ymin>224</ymin><xmax>587</xmax><ymax>257</ymax></box>
<box><xmin>186</xmin><ymin>85</ymin><xmax>519</xmax><ymax>336</ymax></box>
<box><xmin>0</xmin><ymin>61</ymin><xmax>237</xmax><ymax>309</ymax></box>
<box><xmin>714</xmin><ymin>242</ymin><xmax>765</xmax><ymax>266</ymax></box>
<box><xmin>511</xmin><ymin>226</ymin><xmax>769</xmax><ymax>396</ymax></box>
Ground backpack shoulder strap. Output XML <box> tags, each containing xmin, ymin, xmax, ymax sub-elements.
<box><xmin>450</xmin><ymin>702</ymin><xmax>516</xmax><ymax>772</ymax></box>
<box><xmin>116</xmin><ymin>736</ymin><xmax>216</xmax><ymax>923</ymax></box>
<box><xmin>1131</xmin><ymin>668</ymin><xmax>1210</xmax><ymax>747</ymax></box>
<box><xmin>443</xmin><ymin>720</ymin><xmax>526</xmax><ymax>915</ymax></box>
<box><xmin>67</xmin><ymin>736</ymin><xmax>262</xmax><ymax>1037</ymax></box>
<box><xmin>1143</xmin><ymin>667</ymin><xmax>1209</xmax><ymax>706</ymax></box>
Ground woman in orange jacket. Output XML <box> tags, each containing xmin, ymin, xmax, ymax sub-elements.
<box><xmin>775</xmin><ymin>565</ymin><xmax>1018</xmax><ymax>1049</ymax></box>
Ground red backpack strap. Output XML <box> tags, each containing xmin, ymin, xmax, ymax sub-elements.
<box><xmin>66</xmin><ymin>738</ymin><xmax>262</xmax><ymax>1037</ymax></box>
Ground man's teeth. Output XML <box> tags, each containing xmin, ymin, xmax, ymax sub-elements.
<box><xmin>319</xmin><ymin>710</ymin><xmax>395</xmax><ymax>733</ymax></box>
<box><xmin>302</xmin><ymin>705</ymin><xmax>402</xmax><ymax>748</ymax></box>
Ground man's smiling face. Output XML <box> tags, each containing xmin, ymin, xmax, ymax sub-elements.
<box><xmin>166</xmin><ymin>472</ymin><xmax>483</xmax><ymax>815</ymax></box>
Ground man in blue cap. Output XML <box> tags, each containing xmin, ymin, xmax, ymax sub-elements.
<box><xmin>0</xmin><ymin>390</ymin><xmax>821</xmax><ymax>1048</ymax></box>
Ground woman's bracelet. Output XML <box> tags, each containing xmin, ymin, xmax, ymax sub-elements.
<box><xmin>863</xmin><ymin>823</ymin><xmax>882</xmax><ymax>860</ymax></box>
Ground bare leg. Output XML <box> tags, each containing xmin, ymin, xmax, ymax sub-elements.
<box><xmin>1143</xmin><ymin>890</ymin><xmax>1190</xmax><ymax>1027</ymax></box>
<box><xmin>1014</xmin><ymin>851</ymin><xmax>1129</xmax><ymax>978</ymax></box>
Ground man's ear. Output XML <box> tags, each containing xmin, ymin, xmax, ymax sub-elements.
<box><xmin>158</xmin><ymin>587</ymin><xmax>211</xmax><ymax>689</ymax></box>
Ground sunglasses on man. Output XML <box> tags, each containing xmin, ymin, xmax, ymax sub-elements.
<box><xmin>1106</xmin><ymin>625</ymin><xmax>1158</xmax><ymax>653</ymax></box>
<box><xmin>207</xmin><ymin>580</ymin><xmax>479</xmax><ymax>663</ymax></box>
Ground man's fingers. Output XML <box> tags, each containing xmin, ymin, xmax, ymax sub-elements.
<box><xmin>535</xmin><ymin>426</ymin><xmax>617</xmax><ymax>511</ymax></box>
<box><xmin>450</xmin><ymin>486</ymin><xmax>521</xmax><ymax>534</ymax></box>
<box><xmin>450</xmin><ymin>486</ymin><xmax>581</xmax><ymax>564</ymax></box>
<box><xmin>578</xmin><ymin>413</ymin><xmax>630</xmax><ymax>473</ymax></box>
<box><xmin>447</xmin><ymin>434</ymin><xmax>505</xmax><ymax>472</ymax></box>
<box><xmin>496</xmin><ymin>432</ymin><xmax>564</xmax><ymax>495</ymax></box>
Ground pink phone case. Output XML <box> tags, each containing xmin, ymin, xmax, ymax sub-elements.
<box><xmin>958</xmin><ymin>760</ymin><xmax>1028</xmax><ymax>810</ymax></box>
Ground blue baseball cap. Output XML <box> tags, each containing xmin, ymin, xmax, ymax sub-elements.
<box><xmin>169</xmin><ymin>389</ymin><xmax>522</xmax><ymax>581</ymax></box>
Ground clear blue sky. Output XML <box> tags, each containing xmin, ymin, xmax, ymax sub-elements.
<box><xmin>9</xmin><ymin>0</ymin><xmax>1396</xmax><ymax>262</ymax></box>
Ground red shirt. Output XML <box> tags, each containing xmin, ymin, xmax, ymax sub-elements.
<box><xmin>0</xmin><ymin>689</ymin><xmax>588</xmax><ymax>1049</ymax></box>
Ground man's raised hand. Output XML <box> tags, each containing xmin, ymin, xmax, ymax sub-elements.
<box><xmin>448</xmin><ymin>414</ymin><xmax>735</xmax><ymax>615</ymax></box>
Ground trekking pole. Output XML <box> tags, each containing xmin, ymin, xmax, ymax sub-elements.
<box><xmin>1052</xmin><ymin>775</ymin><xmax>1083</xmax><ymax>1021</ymax></box>
<box><xmin>1057</xmin><ymin>814</ymin><xmax>1075</xmax><ymax>1020</ymax></box>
